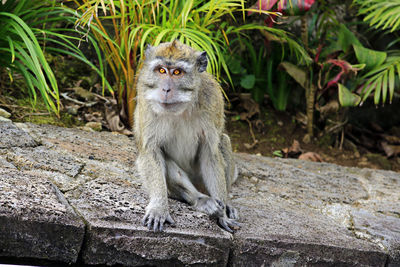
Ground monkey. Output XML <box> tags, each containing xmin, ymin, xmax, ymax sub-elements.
<box><xmin>134</xmin><ymin>40</ymin><xmax>240</xmax><ymax>233</ymax></box>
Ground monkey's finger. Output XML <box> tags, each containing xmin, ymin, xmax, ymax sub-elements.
<box><xmin>230</xmin><ymin>210</ymin><xmax>239</xmax><ymax>220</ymax></box>
<box><xmin>153</xmin><ymin>217</ymin><xmax>161</xmax><ymax>232</ymax></box>
<box><xmin>218</xmin><ymin>218</ymin><xmax>233</xmax><ymax>233</ymax></box>
<box><xmin>215</xmin><ymin>199</ymin><xmax>225</xmax><ymax>209</ymax></box>
<box><xmin>142</xmin><ymin>214</ymin><xmax>149</xmax><ymax>226</ymax></box>
<box><xmin>166</xmin><ymin>214</ymin><xmax>175</xmax><ymax>226</ymax></box>
<box><xmin>160</xmin><ymin>216</ymin><xmax>169</xmax><ymax>231</ymax></box>
<box><xmin>226</xmin><ymin>218</ymin><xmax>241</xmax><ymax>229</ymax></box>
<box><xmin>147</xmin><ymin>216</ymin><xmax>154</xmax><ymax>230</ymax></box>
<box><xmin>226</xmin><ymin>206</ymin><xmax>239</xmax><ymax>220</ymax></box>
<box><xmin>158</xmin><ymin>221</ymin><xmax>164</xmax><ymax>232</ymax></box>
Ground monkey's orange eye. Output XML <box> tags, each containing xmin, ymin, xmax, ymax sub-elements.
<box><xmin>173</xmin><ymin>69</ymin><xmax>181</xmax><ymax>75</ymax></box>
<box><xmin>159</xmin><ymin>68</ymin><xmax>166</xmax><ymax>74</ymax></box>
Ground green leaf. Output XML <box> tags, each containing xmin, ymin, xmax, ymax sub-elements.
<box><xmin>395</xmin><ymin>63</ymin><xmax>400</xmax><ymax>103</ymax></box>
<box><xmin>381</xmin><ymin>71</ymin><xmax>388</xmax><ymax>105</ymax></box>
<box><xmin>273</xmin><ymin>150</ymin><xmax>283</xmax><ymax>158</ymax></box>
<box><xmin>388</xmin><ymin>66</ymin><xmax>395</xmax><ymax>104</ymax></box>
<box><xmin>354</xmin><ymin>45</ymin><xmax>387</xmax><ymax>70</ymax></box>
<box><xmin>232</xmin><ymin>115</ymin><xmax>241</xmax><ymax>121</ymax></box>
<box><xmin>227</xmin><ymin>57</ymin><xmax>242</xmax><ymax>75</ymax></box>
<box><xmin>279</xmin><ymin>62</ymin><xmax>308</xmax><ymax>89</ymax></box>
<box><xmin>240</xmin><ymin>74</ymin><xmax>256</xmax><ymax>89</ymax></box>
<box><xmin>337</xmin><ymin>24</ymin><xmax>362</xmax><ymax>53</ymax></box>
<box><xmin>374</xmin><ymin>74</ymin><xmax>383</xmax><ymax>105</ymax></box>
<box><xmin>361</xmin><ymin>77</ymin><xmax>380</xmax><ymax>103</ymax></box>
<box><xmin>338</xmin><ymin>83</ymin><xmax>361</xmax><ymax>107</ymax></box>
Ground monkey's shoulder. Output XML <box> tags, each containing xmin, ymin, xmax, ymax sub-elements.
<box><xmin>198</xmin><ymin>73</ymin><xmax>224</xmax><ymax>107</ymax></box>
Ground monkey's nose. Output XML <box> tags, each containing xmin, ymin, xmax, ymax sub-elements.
<box><xmin>162</xmin><ymin>88</ymin><xmax>171</xmax><ymax>93</ymax></box>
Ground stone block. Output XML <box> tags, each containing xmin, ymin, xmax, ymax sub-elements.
<box><xmin>0</xmin><ymin>168</ymin><xmax>85</xmax><ymax>263</ymax></box>
<box><xmin>231</xmin><ymin>154</ymin><xmax>392</xmax><ymax>266</ymax></box>
<box><xmin>65</xmin><ymin>175</ymin><xmax>231</xmax><ymax>266</ymax></box>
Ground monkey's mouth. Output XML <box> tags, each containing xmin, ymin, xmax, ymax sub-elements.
<box><xmin>159</xmin><ymin>101</ymin><xmax>184</xmax><ymax>109</ymax></box>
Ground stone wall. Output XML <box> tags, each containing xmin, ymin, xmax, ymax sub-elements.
<box><xmin>0</xmin><ymin>122</ymin><xmax>399</xmax><ymax>266</ymax></box>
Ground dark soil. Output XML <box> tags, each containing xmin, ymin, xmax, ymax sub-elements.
<box><xmin>226</xmin><ymin>106</ymin><xmax>400</xmax><ymax>172</ymax></box>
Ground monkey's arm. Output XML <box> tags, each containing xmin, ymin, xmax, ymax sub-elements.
<box><xmin>137</xmin><ymin>149</ymin><xmax>175</xmax><ymax>231</ymax></box>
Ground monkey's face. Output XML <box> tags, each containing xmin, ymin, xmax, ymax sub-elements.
<box><xmin>140</xmin><ymin>41</ymin><xmax>208</xmax><ymax>115</ymax></box>
<box><xmin>143</xmin><ymin>60</ymin><xmax>195</xmax><ymax>114</ymax></box>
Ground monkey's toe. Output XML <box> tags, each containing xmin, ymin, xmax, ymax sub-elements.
<box><xmin>226</xmin><ymin>204</ymin><xmax>239</xmax><ymax>220</ymax></box>
<box><xmin>218</xmin><ymin>217</ymin><xmax>241</xmax><ymax>233</ymax></box>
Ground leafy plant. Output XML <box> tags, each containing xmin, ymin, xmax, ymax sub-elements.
<box><xmin>224</xmin><ymin>38</ymin><xmax>293</xmax><ymax>111</ymax></box>
<box><xmin>71</xmin><ymin>0</ymin><xmax>310</xmax><ymax>128</ymax></box>
<box><xmin>249</xmin><ymin>0</ymin><xmax>320</xmax><ymax>136</ymax></box>
<box><xmin>224</xmin><ymin>38</ymin><xmax>268</xmax><ymax>103</ymax></box>
<box><xmin>0</xmin><ymin>0</ymin><xmax>108</xmax><ymax>116</ymax></box>
<box><xmin>319</xmin><ymin>1</ymin><xmax>400</xmax><ymax>108</ymax></box>
<box><xmin>353</xmin><ymin>0</ymin><xmax>400</xmax><ymax>106</ymax></box>
<box><xmin>355</xmin><ymin>0</ymin><xmax>400</xmax><ymax>32</ymax></box>
<box><xmin>278</xmin><ymin>24</ymin><xmax>367</xmax><ymax>137</ymax></box>
<box><xmin>252</xmin><ymin>0</ymin><xmax>400</xmax><ymax>138</ymax></box>
<box><xmin>0</xmin><ymin>0</ymin><xmax>61</xmax><ymax>115</ymax></box>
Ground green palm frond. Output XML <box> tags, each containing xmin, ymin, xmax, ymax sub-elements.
<box><xmin>354</xmin><ymin>0</ymin><xmax>400</xmax><ymax>32</ymax></box>
<box><xmin>353</xmin><ymin>0</ymin><xmax>400</xmax><ymax>105</ymax></box>
<box><xmin>360</xmin><ymin>53</ymin><xmax>400</xmax><ymax>105</ymax></box>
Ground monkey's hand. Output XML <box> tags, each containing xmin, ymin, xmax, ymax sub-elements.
<box><xmin>142</xmin><ymin>205</ymin><xmax>175</xmax><ymax>232</ymax></box>
<box><xmin>194</xmin><ymin>196</ymin><xmax>225</xmax><ymax>218</ymax></box>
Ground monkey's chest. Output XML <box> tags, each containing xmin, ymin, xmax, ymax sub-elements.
<box><xmin>161</xmin><ymin>120</ymin><xmax>201</xmax><ymax>172</ymax></box>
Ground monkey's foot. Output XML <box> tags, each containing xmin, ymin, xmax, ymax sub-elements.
<box><xmin>226</xmin><ymin>204</ymin><xmax>239</xmax><ymax>220</ymax></box>
<box><xmin>194</xmin><ymin>196</ymin><xmax>225</xmax><ymax>218</ymax></box>
<box><xmin>218</xmin><ymin>216</ymin><xmax>241</xmax><ymax>233</ymax></box>
<box><xmin>142</xmin><ymin>207</ymin><xmax>175</xmax><ymax>232</ymax></box>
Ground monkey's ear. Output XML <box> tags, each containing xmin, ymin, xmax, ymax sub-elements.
<box><xmin>197</xmin><ymin>51</ymin><xmax>208</xmax><ymax>72</ymax></box>
<box><xmin>145</xmin><ymin>44</ymin><xmax>153</xmax><ymax>58</ymax></box>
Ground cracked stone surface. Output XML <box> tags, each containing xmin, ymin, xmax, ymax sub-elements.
<box><xmin>0</xmin><ymin>122</ymin><xmax>36</xmax><ymax>148</ymax></box>
<box><xmin>0</xmin><ymin>146</ymin><xmax>84</xmax><ymax>177</ymax></box>
<box><xmin>0</xmin><ymin>122</ymin><xmax>399</xmax><ymax>266</ymax></box>
<box><xmin>65</xmin><ymin>175</ymin><xmax>231</xmax><ymax>266</ymax></box>
<box><xmin>0</xmin><ymin>168</ymin><xmax>85</xmax><ymax>263</ymax></box>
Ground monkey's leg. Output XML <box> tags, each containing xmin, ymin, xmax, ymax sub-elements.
<box><xmin>166</xmin><ymin>159</ymin><xmax>224</xmax><ymax>217</ymax></box>
<box><xmin>138</xmin><ymin>150</ymin><xmax>175</xmax><ymax>232</ymax></box>
<box><xmin>219</xmin><ymin>134</ymin><xmax>239</xmax><ymax>220</ymax></box>
<box><xmin>199</xmin><ymin>143</ymin><xmax>240</xmax><ymax>232</ymax></box>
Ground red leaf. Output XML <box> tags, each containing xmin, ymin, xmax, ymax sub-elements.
<box><xmin>249</xmin><ymin>0</ymin><xmax>279</xmax><ymax>11</ymax></box>
<box><xmin>249</xmin><ymin>0</ymin><xmax>316</xmax><ymax>15</ymax></box>
<box><xmin>326</xmin><ymin>59</ymin><xmax>352</xmax><ymax>73</ymax></box>
<box><xmin>326</xmin><ymin>71</ymin><xmax>344</xmax><ymax>89</ymax></box>
<box><xmin>315</xmin><ymin>44</ymin><xmax>323</xmax><ymax>63</ymax></box>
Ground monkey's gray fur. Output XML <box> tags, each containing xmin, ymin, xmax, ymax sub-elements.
<box><xmin>134</xmin><ymin>40</ymin><xmax>239</xmax><ymax>232</ymax></box>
